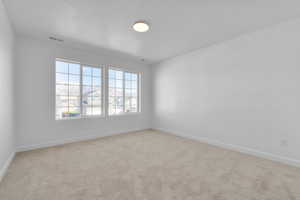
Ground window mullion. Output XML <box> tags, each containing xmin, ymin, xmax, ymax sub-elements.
<box><xmin>138</xmin><ymin>73</ymin><xmax>140</xmax><ymax>112</ymax></box>
<box><xmin>103</xmin><ymin>66</ymin><xmax>107</xmax><ymax>116</ymax></box>
<box><xmin>80</xmin><ymin>64</ymin><xmax>83</xmax><ymax>117</ymax></box>
<box><xmin>67</xmin><ymin>63</ymin><xmax>70</xmax><ymax>112</ymax></box>
<box><xmin>91</xmin><ymin>73</ymin><xmax>93</xmax><ymax>115</ymax></box>
<box><xmin>130</xmin><ymin>84</ymin><xmax>132</xmax><ymax>111</ymax></box>
<box><xmin>123</xmin><ymin>72</ymin><xmax>125</xmax><ymax>113</ymax></box>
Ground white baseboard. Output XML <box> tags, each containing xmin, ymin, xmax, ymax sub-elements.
<box><xmin>154</xmin><ymin>127</ymin><xmax>300</xmax><ymax>168</ymax></box>
<box><xmin>0</xmin><ymin>152</ymin><xmax>15</xmax><ymax>183</ymax></box>
<box><xmin>15</xmin><ymin>127</ymin><xmax>300</xmax><ymax>168</ymax></box>
<box><xmin>17</xmin><ymin>128</ymin><xmax>150</xmax><ymax>152</ymax></box>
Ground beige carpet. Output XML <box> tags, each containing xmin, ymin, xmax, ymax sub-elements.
<box><xmin>0</xmin><ymin>130</ymin><xmax>300</xmax><ymax>200</ymax></box>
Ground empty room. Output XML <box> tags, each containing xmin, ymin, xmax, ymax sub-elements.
<box><xmin>1</xmin><ymin>0</ymin><xmax>300</xmax><ymax>199</ymax></box>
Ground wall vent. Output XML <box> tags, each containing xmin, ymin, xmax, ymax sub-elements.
<box><xmin>49</xmin><ymin>36</ymin><xmax>64</xmax><ymax>42</ymax></box>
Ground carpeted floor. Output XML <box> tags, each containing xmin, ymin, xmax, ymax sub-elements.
<box><xmin>0</xmin><ymin>130</ymin><xmax>300</xmax><ymax>200</ymax></box>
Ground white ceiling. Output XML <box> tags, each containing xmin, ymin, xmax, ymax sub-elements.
<box><xmin>4</xmin><ymin>0</ymin><xmax>300</xmax><ymax>63</ymax></box>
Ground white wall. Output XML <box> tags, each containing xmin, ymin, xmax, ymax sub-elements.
<box><xmin>15</xmin><ymin>36</ymin><xmax>151</xmax><ymax>151</ymax></box>
<box><xmin>0</xmin><ymin>0</ymin><xmax>15</xmax><ymax>174</ymax></box>
<box><xmin>152</xmin><ymin>19</ymin><xmax>300</xmax><ymax>165</ymax></box>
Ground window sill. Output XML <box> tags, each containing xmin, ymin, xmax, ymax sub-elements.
<box><xmin>107</xmin><ymin>112</ymin><xmax>142</xmax><ymax>118</ymax></box>
<box><xmin>55</xmin><ymin>112</ymin><xmax>142</xmax><ymax>120</ymax></box>
<box><xmin>55</xmin><ymin>114</ymin><xmax>105</xmax><ymax>121</ymax></box>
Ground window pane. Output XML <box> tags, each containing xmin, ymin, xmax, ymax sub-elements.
<box><xmin>56</xmin><ymin>107</ymin><xmax>68</xmax><ymax>119</ymax></box>
<box><xmin>69</xmin><ymin>107</ymin><xmax>80</xmax><ymax>112</ymax></box>
<box><xmin>69</xmin><ymin>96</ymin><xmax>80</xmax><ymax>107</ymax></box>
<box><xmin>69</xmin><ymin>85</ymin><xmax>80</xmax><ymax>96</ymax></box>
<box><xmin>125</xmin><ymin>96</ymin><xmax>138</xmax><ymax>113</ymax></box>
<box><xmin>131</xmin><ymin>97</ymin><xmax>137</xmax><ymax>106</ymax></box>
<box><xmin>93</xmin><ymin>107</ymin><xmax>101</xmax><ymax>115</ymax></box>
<box><xmin>125</xmin><ymin>81</ymin><xmax>131</xmax><ymax>89</ymax></box>
<box><xmin>116</xmin><ymin>71</ymin><xmax>123</xmax><ymax>79</ymax></box>
<box><xmin>87</xmin><ymin>96</ymin><xmax>93</xmax><ymax>106</ymax></box>
<box><xmin>82</xmin><ymin>96</ymin><xmax>90</xmax><ymax>106</ymax></box>
<box><xmin>109</xmin><ymin>95</ymin><xmax>117</xmax><ymax>115</ymax></box>
<box><xmin>116</xmin><ymin>88</ymin><xmax>123</xmax><ymax>97</ymax></box>
<box><xmin>131</xmin><ymin>81</ymin><xmax>137</xmax><ymax>89</ymax></box>
<box><xmin>131</xmin><ymin>106</ymin><xmax>137</xmax><ymax>112</ymax></box>
<box><xmin>83</xmin><ymin>76</ymin><xmax>92</xmax><ymax>85</ymax></box>
<box><xmin>92</xmin><ymin>97</ymin><xmax>101</xmax><ymax>106</ymax></box>
<box><xmin>125</xmin><ymin>97</ymin><xmax>131</xmax><ymax>112</ymax></box>
<box><xmin>83</xmin><ymin>86</ymin><xmax>92</xmax><ymax>96</ymax></box>
<box><xmin>109</xmin><ymin>96</ymin><xmax>115</xmax><ymax>104</ymax></box>
<box><xmin>109</xmin><ymin>70</ymin><xmax>116</xmax><ymax>79</ymax></box>
<box><xmin>116</xmin><ymin>97</ymin><xmax>123</xmax><ymax>106</ymax></box>
<box><xmin>56</xmin><ymin>84</ymin><xmax>68</xmax><ymax>96</ymax></box>
<box><xmin>56</xmin><ymin>96</ymin><xmax>68</xmax><ymax>107</ymax></box>
<box><xmin>56</xmin><ymin>73</ymin><xmax>68</xmax><ymax>84</ymax></box>
<box><xmin>109</xmin><ymin>88</ymin><xmax>116</xmax><ymax>96</ymax></box>
<box><xmin>69</xmin><ymin>75</ymin><xmax>80</xmax><ymax>85</ymax></box>
<box><xmin>131</xmin><ymin>73</ymin><xmax>138</xmax><ymax>81</ymax></box>
<box><xmin>93</xmin><ymin>77</ymin><xmax>101</xmax><ymax>86</ymax></box>
<box><xmin>83</xmin><ymin>66</ymin><xmax>92</xmax><ymax>76</ymax></box>
<box><xmin>82</xmin><ymin>106</ymin><xmax>92</xmax><ymax>116</ymax></box>
<box><xmin>69</xmin><ymin>63</ymin><xmax>80</xmax><ymax>74</ymax></box>
<box><xmin>124</xmin><ymin>72</ymin><xmax>138</xmax><ymax>113</ymax></box>
<box><xmin>93</xmin><ymin>87</ymin><xmax>101</xmax><ymax>97</ymax></box>
<box><xmin>83</xmin><ymin>66</ymin><xmax>102</xmax><ymax>116</ymax></box>
<box><xmin>131</xmin><ymin>89</ymin><xmax>137</xmax><ymax>96</ymax></box>
<box><xmin>92</xmin><ymin>68</ymin><xmax>101</xmax><ymax>77</ymax></box>
<box><xmin>125</xmin><ymin>72</ymin><xmax>131</xmax><ymax>80</ymax></box>
<box><xmin>56</xmin><ymin>61</ymin><xmax>68</xmax><ymax>73</ymax></box>
<box><xmin>125</xmin><ymin>89</ymin><xmax>131</xmax><ymax>96</ymax></box>
<box><xmin>64</xmin><ymin>107</ymin><xmax>80</xmax><ymax>118</ymax></box>
<box><xmin>116</xmin><ymin>80</ymin><xmax>123</xmax><ymax>88</ymax></box>
<box><xmin>116</xmin><ymin>107</ymin><xmax>123</xmax><ymax>114</ymax></box>
<box><xmin>109</xmin><ymin>79</ymin><xmax>115</xmax><ymax>87</ymax></box>
<box><xmin>109</xmin><ymin>104</ymin><xmax>116</xmax><ymax>115</ymax></box>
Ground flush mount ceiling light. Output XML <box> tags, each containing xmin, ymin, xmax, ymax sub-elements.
<box><xmin>133</xmin><ymin>21</ymin><xmax>150</xmax><ymax>32</ymax></box>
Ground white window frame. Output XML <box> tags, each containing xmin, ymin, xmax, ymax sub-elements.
<box><xmin>107</xmin><ymin>66</ymin><xmax>141</xmax><ymax>116</ymax></box>
<box><xmin>55</xmin><ymin>58</ymin><xmax>104</xmax><ymax>120</ymax></box>
<box><xmin>55</xmin><ymin>59</ymin><xmax>142</xmax><ymax>120</ymax></box>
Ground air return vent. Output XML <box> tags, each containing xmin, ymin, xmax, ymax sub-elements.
<box><xmin>49</xmin><ymin>36</ymin><xmax>64</xmax><ymax>42</ymax></box>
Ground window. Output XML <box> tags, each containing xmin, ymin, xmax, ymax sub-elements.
<box><xmin>125</xmin><ymin>72</ymin><xmax>138</xmax><ymax>112</ymax></box>
<box><xmin>82</xmin><ymin>66</ymin><xmax>102</xmax><ymax>116</ymax></box>
<box><xmin>55</xmin><ymin>59</ymin><xmax>103</xmax><ymax>119</ymax></box>
<box><xmin>55</xmin><ymin>59</ymin><xmax>140</xmax><ymax>119</ymax></box>
<box><xmin>108</xmin><ymin>69</ymin><xmax>140</xmax><ymax>115</ymax></box>
<box><xmin>108</xmin><ymin>69</ymin><xmax>124</xmax><ymax>115</ymax></box>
